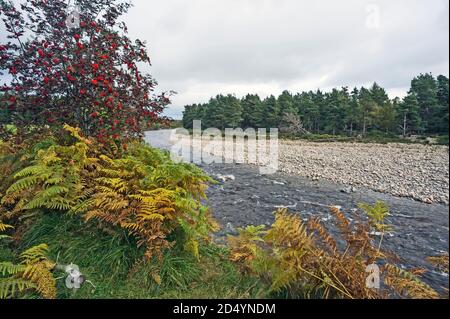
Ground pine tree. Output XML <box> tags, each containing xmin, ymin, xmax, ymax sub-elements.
<box><xmin>262</xmin><ymin>95</ymin><xmax>280</xmax><ymax>128</ymax></box>
<box><xmin>181</xmin><ymin>74</ymin><xmax>448</xmax><ymax>136</ymax></box>
<box><xmin>295</xmin><ymin>92</ymin><xmax>319</xmax><ymax>133</ymax></box>
<box><xmin>370</xmin><ymin>82</ymin><xmax>390</xmax><ymax>106</ymax></box>
<box><xmin>436</xmin><ymin>75</ymin><xmax>449</xmax><ymax>134</ymax></box>
<box><xmin>278</xmin><ymin>90</ymin><xmax>297</xmax><ymax>118</ymax></box>
<box><xmin>410</xmin><ymin>73</ymin><xmax>439</xmax><ymax>134</ymax></box>
<box><xmin>205</xmin><ymin>96</ymin><xmax>223</xmax><ymax>129</ymax></box>
<box><xmin>398</xmin><ymin>93</ymin><xmax>421</xmax><ymax>136</ymax></box>
<box><xmin>322</xmin><ymin>88</ymin><xmax>348</xmax><ymax>135</ymax></box>
<box><xmin>358</xmin><ymin>87</ymin><xmax>377</xmax><ymax>136</ymax></box>
<box><xmin>374</xmin><ymin>101</ymin><xmax>397</xmax><ymax>133</ymax></box>
<box><xmin>241</xmin><ymin>94</ymin><xmax>264</xmax><ymax>128</ymax></box>
<box><xmin>314</xmin><ymin>90</ymin><xmax>327</xmax><ymax>133</ymax></box>
<box><xmin>347</xmin><ymin>88</ymin><xmax>361</xmax><ymax>135</ymax></box>
<box><xmin>222</xmin><ymin>95</ymin><xmax>243</xmax><ymax>128</ymax></box>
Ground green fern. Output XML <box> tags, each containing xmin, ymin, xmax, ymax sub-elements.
<box><xmin>0</xmin><ymin>262</ymin><xmax>26</xmax><ymax>276</ymax></box>
<box><xmin>1</xmin><ymin>126</ymin><xmax>94</xmax><ymax>216</ymax></box>
<box><xmin>358</xmin><ymin>201</ymin><xmax>392</xmax><ymax>232</ymax></box>
<box><xmin>0</xmin><ymin>278</ymin><xmax>37</xmax><ymax>299</ymax></box>
<box><xmin>1</xmin><ymin>126</ymin><xmax>217</xmax><ymax>283</ymax></box>
<box><xmin>0</xmin><ymin>225</ymin><xmax>56</xmax><ymax>299</ymax></box>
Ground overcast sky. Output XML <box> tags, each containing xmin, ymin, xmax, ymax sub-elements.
<box><xmin>2</xmin><ymin>0</ymin><xmax>449</xmax><ymax>118</ymax></box>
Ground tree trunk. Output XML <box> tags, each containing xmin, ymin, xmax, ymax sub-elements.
<box><xmin>363</xmin><ymin>117</ymin><xmax>367</xmax><ymax>137</ymax></box>
<box><xmin>403</xmin><ymin>113</ymin><xmax>407</xmax><ymax>137</ymax></box>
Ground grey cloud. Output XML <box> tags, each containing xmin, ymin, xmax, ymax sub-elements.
<box><xmin>124</xmin><ymin>0</ymin><xmax>448</xmax><ymax>118</ymax></box>
<box><xmin>1</xmin><ymin>0</ymin><xmax>448</xmax><ymax>118</ymax></box>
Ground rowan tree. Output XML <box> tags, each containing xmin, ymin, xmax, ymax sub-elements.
<box><xmin>0</xmin><ymin>0</ymin><xmax>171</xmax><ymax>142</ymax></box>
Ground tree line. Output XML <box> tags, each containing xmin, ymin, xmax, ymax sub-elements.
<box><xmin>182</xmin><ymin>73</ymin><xmax>449</xmax><ymax>136</ymax></box>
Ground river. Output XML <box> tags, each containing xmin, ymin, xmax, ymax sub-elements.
<box><xmin>144</xmin><ymin>129</ymin><xmax>449</xmax><ymax>293</ymax></box>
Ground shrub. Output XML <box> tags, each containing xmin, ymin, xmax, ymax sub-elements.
<box><xmin>436</xmin><ymin>135</ymin><xmax>449</xmax><ymax>145</ymax></box>
<box><xmin>0</xmin><ymin>125</ymin><xmax>217</xmax><ymax>262</ymax></box>
<box><xmin>0</xmin><ymin>0</ymin><xmax>170</xmax><ymax>142</ymax></box>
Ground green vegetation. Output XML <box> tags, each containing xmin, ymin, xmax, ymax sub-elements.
<box><xmin>183</xmin><ymin>74</ymin><xmax>449</xmax><ymax>138</ymax></box>
<box><xmin>436</xmin><ymin>135</ymin><xmax>449</xmax><ymax>145</ymax></box>
<box><xmin>1</xmin><ymin>163</ymin><xmax>448</xmax><ymax>299</ymax></box>
<box><xmin>228</xmin><ymin>206</ymin><xmax>445</xmax><ymax>299</ymax></box>
<box><xmin>0</xmin><ymin>0</ymin><xmax>447</xmax><ymax>301</ymax></box>
<box><xmin>1</xmin><ymin>213</ymin><xmax>261</xmax><ymax>299</ymax></box>
<box><xmin>280</xmin><ymin>132</ymin><xmax>450</xmax><ymax>145</ymax></box>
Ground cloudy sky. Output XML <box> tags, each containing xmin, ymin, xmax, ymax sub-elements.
<box><xmin>121</xmin><ymin>0</ymin><xmax>448</xmax><ymax>118</ymax></box>
<box><xmin>2</xmin><ymin>0</ymin><xmax>449</xmax><ymax>118</ymax></box>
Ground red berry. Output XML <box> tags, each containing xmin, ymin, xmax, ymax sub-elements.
<box><xmin>92</xmin><ymin>79</ymin><xmax>98</xmax><ymax>85</ymax></box>
<box><xmin>38</xmin><ymin>49</ymin><xmax>45</xmax><ymax>57</ymax></box>
<box><xmin>43</xmin><ymin>77</ymin><xmax>50</xmax><ymax>84</ymax></box>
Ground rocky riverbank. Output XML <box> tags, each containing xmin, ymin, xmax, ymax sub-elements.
<box><xmin>145</xmin><ymin>130</ymin><xmax>449</xmax><ymax>205</ymax></box>
<box><xmin>199</xmin><ymin>162</ymin><xmax>449</xmax><ymax>293</ymax></box>
<box><xmin>279</xmin><ymin>141</ymin><xmax>449</xmax><ymax>205</ymax></box>
<box><xmin>144</xmin><ymin>130</ymin><xmax>449</xmax><ymax>293</ymax></box>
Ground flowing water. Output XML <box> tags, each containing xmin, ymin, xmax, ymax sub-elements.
<box><xmin>145</xmin><ymin>130</ymin><xmax>449</xmax><ymax>293</ymax></box>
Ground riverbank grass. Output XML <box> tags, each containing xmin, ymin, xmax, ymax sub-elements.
<box><xmin>2</xmin><ymin>212</ymin><xmax>263</xmax><ymax>299</ymax></box>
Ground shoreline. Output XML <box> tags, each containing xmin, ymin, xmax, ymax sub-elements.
<box><xmin>145</xmin><ymin>130</ymin><xmax>449</xmax><ymax>292</ymax></box>
<box><xmin>146</xmin><ymin>130</ymin><xmax>450</xmax><ymax>205</ymax></box>
<box><xmin>199</xmin><ymin>162</ymin><xmax>449</xmax><ymax>293</ymax></box>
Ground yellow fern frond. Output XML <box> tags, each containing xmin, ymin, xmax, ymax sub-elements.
<box><xmin>0</xmin><ymin>222</ymin><xmax>13</xmax><ymax>232</ymax></box>
<box><xmin>20</xmin><ymin>244</ymin><xmax>50</xmax><ymax>265</ymax></box>
<box><xmin>384</xmin><ymin>264</ymin><xmax>439</xmax><ymax>299</ymax></box>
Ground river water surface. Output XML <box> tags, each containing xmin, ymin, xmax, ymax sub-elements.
<box><xmin>145</xmin><ymin>130</ymin><xmax>449</xmax><ymax>293</ymax></box>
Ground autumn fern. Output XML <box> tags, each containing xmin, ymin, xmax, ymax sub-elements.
<box><xmin>0</xmin><ymin>226</ymin><xmax>56</xmax><ymax>299</ymax></box>
<box><xmin>228</xmin><ymin>206</ymin><xmax>441</xmax><ymax>299</ymax></box>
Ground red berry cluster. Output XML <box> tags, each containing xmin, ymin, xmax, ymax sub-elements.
<box><xmin>0</xmin><ymin>0</ymin><xmax>171</xmax><ymax>142</ymax></box>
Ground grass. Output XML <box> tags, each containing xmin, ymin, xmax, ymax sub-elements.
<box><xmin>5</xmin><ymin>212</ymin><xmax>264</xmax><ymax>299</ymax></box>
<box><xmin>280</xmin><ymin>132</ymin><xmax>450</xmax><ymax>145</ymax></box>
<box><xmin>178</xmin><ymin>128</ymin><xmax>449</xmax><ymax>145</ymax></box>
<box><xmin>436</xmin><ymin>135</ymin><xmax>449</xmax><ymax>145</ymax></box>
